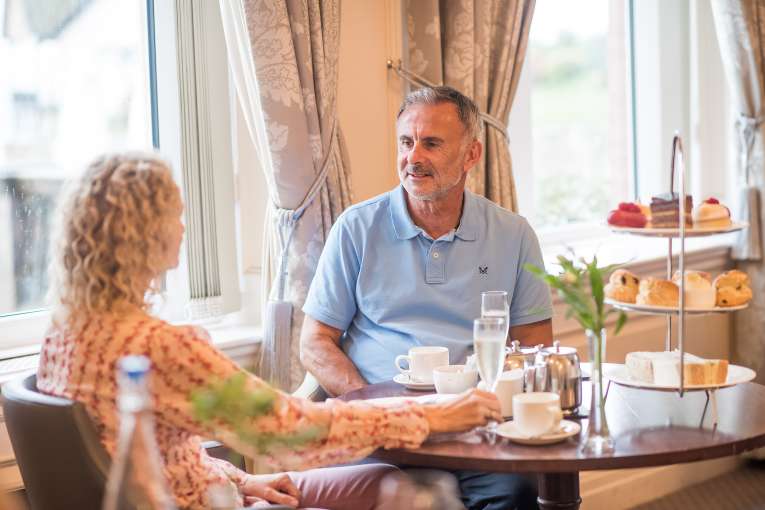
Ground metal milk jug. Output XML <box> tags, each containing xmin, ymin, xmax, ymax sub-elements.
<box><xmin>532</xmin><ymin>340</ymin><xmax>583</xmax><ymax>415</ymax></box>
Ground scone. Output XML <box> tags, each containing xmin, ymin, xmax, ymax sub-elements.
<box><xmin>605</xmin><ymin>269</ymin><xmax>640</xmax><ymax>303</ymax></box>
<box><xmin>636</xmin><ymin>278</ymin><xmax>679</xmax><ymax>307</ymax></box>
<box><xmin>713</xmin><ymin>270</ymin><xmax>753</xmax><ymax>307</ymax></box>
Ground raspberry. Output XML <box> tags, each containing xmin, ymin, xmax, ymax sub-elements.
<box><xmin>618</xmin><ymin>202</ymin><xmax>640</xmax><ymax>213</ymax></box>
<box><xmin>705</xmin><ymin>197</ymin><xmax>719</xmax><ymax>204</ymax></box>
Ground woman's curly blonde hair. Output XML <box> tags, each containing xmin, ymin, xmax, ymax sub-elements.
<box><xmin>49</xmin><ymin>152</ymin><xmax>182</xmax><ymax>330</ymax></box>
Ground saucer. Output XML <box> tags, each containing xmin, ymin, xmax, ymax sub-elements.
<box><xmin>393</xmin><ymin>373</ymin><xmax>435</xmax><ymax>391</ymax></box>
<box><xmin>496</xmin><ymin>419</ymin><xmax>581</xmax><ymax>445</ymax></box>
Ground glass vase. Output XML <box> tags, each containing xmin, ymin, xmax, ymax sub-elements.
<box><xmin>580</xmin><ymin>328</ymin><xmax>615</xmax><ymax>455</ymax></box>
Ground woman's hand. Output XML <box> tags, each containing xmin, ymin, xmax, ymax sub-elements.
<box><xmin>422</xmin><ymin>388</ymin><xmax>502</xmax><ymax>434</ymax></box>
<box><xmin>241</xmin><ymin>473</ymin><xmax>301</xmax><ymax>508</ymax></box>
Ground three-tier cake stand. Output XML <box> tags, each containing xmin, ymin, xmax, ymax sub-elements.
<box><xmin>602</xmin><ymin>134</ymin><xmax>755</xmax><ymax>427</ymax></box>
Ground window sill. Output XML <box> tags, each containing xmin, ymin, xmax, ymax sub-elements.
<box><xmin>540</xmin><ymin>226</ymin><xmax>733</xmax><ymax>270</ymax></box>
<box><xmin>0</xmin><ymin>320</ymin><xmax>263</xmax><ymax>380</ymax></box>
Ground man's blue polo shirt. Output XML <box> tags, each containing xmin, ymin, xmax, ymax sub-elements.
<box><xmin>303</xmin><ymin>185</ymin><xmax>552</xmax><ymax>384</ymax></box>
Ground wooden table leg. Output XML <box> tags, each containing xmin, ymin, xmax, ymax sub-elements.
<box><xmin>537</xmin><ymin>472</ymin><xmax>581</xmax><ymax>510</ymax></box>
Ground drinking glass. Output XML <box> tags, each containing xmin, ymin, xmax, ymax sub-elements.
<box><xmin>481</xmin><ymin>291</ymin><xmax>509</xmax><ymax>340</ymax></box>
<box><xmin>473</xmin><ymin>317</ymin><xmax>506</xmax><ymax>441</ymax></box>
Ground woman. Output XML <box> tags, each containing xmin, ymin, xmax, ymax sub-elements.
<box><xmin>37</xmin><ymin>152</ymin><xmax>501</xmax><ymax>509</ymax></box>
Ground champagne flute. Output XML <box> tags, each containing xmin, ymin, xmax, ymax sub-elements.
<box><xmin>473</xmin><ymin>317</ymin><xmax>506</xmax><ymax>442</ymax></box>
<box><xmin>481</xmin><ymin>291</ymin><xmax>509</xmax><ymax>340</ymax></box>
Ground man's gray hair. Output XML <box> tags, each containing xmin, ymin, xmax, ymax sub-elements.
<box><xmin>397</xmin><ymin>86</ymin><xmax>482</xmax><ymax>140</ymax></box>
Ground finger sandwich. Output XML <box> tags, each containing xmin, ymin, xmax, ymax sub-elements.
<box><xmin>625</xmin><ymin>351</ymin><xmax>728</xmax><ymax>386</ymax></box>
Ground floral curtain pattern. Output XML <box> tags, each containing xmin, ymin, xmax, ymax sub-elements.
<box><xmin>404</xmin><ymin>0</ymin><xmax>535</xmax><ymax>212</ymax></box>
<box><xmin>711</xmin><ymin>0</ymin><xmax>765</xmax><ymax>383</ymax></box>
<box><xmin>224</xmin><ymin>0</ymin><xmax>352</xmax><ymax>390</ymax></box>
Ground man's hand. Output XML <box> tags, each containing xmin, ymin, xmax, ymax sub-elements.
<box><xmin>300</xmin><ymin>316</ymin><xmax>368</xmax><ymax>397</ymax></box>
<box><xmin>241</xmin><ymin>473</ymin><xmax>300</xmax><ymax>508</ymax></box>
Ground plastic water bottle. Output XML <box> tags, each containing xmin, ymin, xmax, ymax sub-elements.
<box><xmin>102</xmin><ymin>356</ymin><xmax>176</xmax><ymax>510</ymax></box>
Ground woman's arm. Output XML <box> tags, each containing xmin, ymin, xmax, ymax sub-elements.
<box><xmin>149</xmin><ymin>325</ymin><xmax>429</xmax><ymax>470</ymax></box>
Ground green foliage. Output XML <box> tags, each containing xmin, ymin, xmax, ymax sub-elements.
<box><xmin>191</xmin><ymin>373</ymin><xmax>324</xmax><ymax>455</ymax></box>
<box><xmin>524</xmin><ymin>253</ymin><xmax>627</xmax><ymax>336</ymax></box>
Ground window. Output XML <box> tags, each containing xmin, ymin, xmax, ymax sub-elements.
<box><xmin>1</xmin><ymin>0</ymin><xmax>242</xmax><ymax>349</ymax></box>
<box><xmin>0</xmin><ymin>0</ymin><xmax>153</xmax><ymax>316</ymax></box>
<box><xmin>512</xmin><ymin>0</ymin><xmax>630</xmax><ymax>233</ymax></box>
<box><xmin>511</xmin><ymin>0</ymin><xmax>733</xmax><ymax>251</ymax></box>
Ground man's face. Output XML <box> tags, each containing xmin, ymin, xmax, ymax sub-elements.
<box><xmin>396</xmin><ymin>102</ymin><xmax>478</xmax><ymax>202</ymax></box>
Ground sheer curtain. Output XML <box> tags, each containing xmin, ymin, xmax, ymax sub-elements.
<box><xmin>219</xmin><ymin>0</ymin><xmax>352</xmax><ymax>390</ymax></box>
<box><xmin>711</xmin><ymin>0</ymin><xmax>765</xmax><ymax>384</ymax></box>
<box><xmin>404</xmin><ymin>0</ymin><xmax>535</xmax><ymax>211</ymax></box>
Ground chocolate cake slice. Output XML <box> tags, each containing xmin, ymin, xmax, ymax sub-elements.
<box><xmin>650</xmin><ymin>192</ymin><xmax>692</xmax><ymax>228</ymax></box>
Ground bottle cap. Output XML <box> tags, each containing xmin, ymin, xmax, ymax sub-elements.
<box><xmin>119</xmin><ymin>355</ymin><xmax>151</xmax><ymax>380</ymax></box>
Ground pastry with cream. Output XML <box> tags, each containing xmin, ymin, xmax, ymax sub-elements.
<box><xmin>637</xmin><ymin>202</ymin><xmax>651</xmax><ymax>225</ymax></box>
<box><xmin>605</xmin><ymin>269</ymin><xmax>640</xmax><ymax>303</ymax></box>
<box><xmin>636</xmin><ymin>278</ymin><xmax>679</xmax><ymax>307</ymax></box>
<box><xmin>625</xmin><ymin>351</ymin><xmax>729</xmax><ymax>386</ymax></box>
<box><xmin>693</xmin><ymin>197</ymin><xmax>731</xmax><ymax>228</ymax></box>
<box><xmin>713</xmin><ymin>269</ymin><xmax>753</xmax><ymax>307</ymax></box>
<box><xmin>671</xmin><ymin>270</ymin><xmax>716</xmax><ymax>309</ymax></box>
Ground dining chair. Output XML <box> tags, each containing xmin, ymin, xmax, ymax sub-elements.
<box><xmin>293</xmin><ymin>372</ymin><xmax>328</xmax><ymax>402</ymax></box>
<box><xmin>3</xmin><ymin>374</ymin><xmax>113</xmax><ymax>510</ymax></box>
<box><xmin>2</xmin><ymin>374</ymin><xmax>290</xmax><ymax>510</ymax></box>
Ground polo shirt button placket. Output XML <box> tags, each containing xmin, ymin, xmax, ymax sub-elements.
<box><xmin>426</xmin><ymin>242</ymin><xmax>445</xmax><ymax>284</ymax></box>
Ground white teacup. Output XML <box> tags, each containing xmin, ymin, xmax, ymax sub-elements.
<box><xmin>495</xmin><ymin>369</ymin><xmax>524</xmax><ymax>418</ymax></box>
<box><xmin>395</xmin><ymin>346</ymin><xmax>449</xmax><ymax>383</ymax></box>
<box><xmin>512</xmin><ymin>392</ymin><xmax>563</xmax><ymax>437</ymax></box>
<box><xmin>433</xmin><ymin>365</ymin><xmax>478</xmax><ymax>394</ymax></box>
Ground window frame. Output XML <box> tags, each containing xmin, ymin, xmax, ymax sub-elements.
<box><xmin>1</xmin><ymin>0</ymin><xmax>244</xmax><ymax>350</ymax></box>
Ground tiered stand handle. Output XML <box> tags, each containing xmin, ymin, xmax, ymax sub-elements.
<box><xmin>669</xmin><ymin>134</ymin><xmax>687</xmax><ymax>396</ymax></box>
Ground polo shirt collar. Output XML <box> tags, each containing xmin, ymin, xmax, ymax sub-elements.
<box><xmin>390</xmin><ymin>185</ymin><xmax>478</xmax><ymax>242</ymax></box>
<box><xmin>455</xmin><ymin>190</ymin><xmax>477</xmax><ymax>241</ymax></box>
<box><xmin>390</xmin><ymin>185</ymin><xmax>419</xmax><ymax>239</ymax></box>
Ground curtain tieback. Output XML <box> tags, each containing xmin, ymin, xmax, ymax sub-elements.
<box><xmin>736</xmin><ymin>112</ymin><xmax>764</xmax><ymax>186</ymax></box>
<box><xmin>386</xmin><ymin>59</ymin><xmax>509</xmax><ymax>140</ymax></box>
<box><xmin>272</xmin><ymin>118</ymin><xmax>339</xmax><ymax>300</ymax></box>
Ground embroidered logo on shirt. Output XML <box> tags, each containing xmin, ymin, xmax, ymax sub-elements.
<box><xmin>479</xmin><ymin>266</ymin><xmax>488</xmax><ymax>275</ymax></box>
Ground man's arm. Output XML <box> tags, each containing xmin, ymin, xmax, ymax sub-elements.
<box><xmin>299</xmin><ymin>316</ymin><xmax>368</xmax><ymax>397</ymax></box>
<box><xmin>510</xmin><ymin>318</ymin><xmax>553</xmax><ymax>347</ymax></box>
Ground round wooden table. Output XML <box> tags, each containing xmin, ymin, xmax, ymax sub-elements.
<box><xmin>340</xmin><ymin>380</ymin><xmax>765</xmax><ymax>510</ymax></box>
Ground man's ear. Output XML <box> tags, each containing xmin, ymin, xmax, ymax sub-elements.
<box><xmin>463</xmin><ymin>139</ymin><xmax>483</xmax><ymax>173</ymax></box>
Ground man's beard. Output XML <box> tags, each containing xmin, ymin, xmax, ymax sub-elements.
<box><xmin>401</xmin><ymin>163</ymin><xmax>461</xmax><ymax>201</ymax></box>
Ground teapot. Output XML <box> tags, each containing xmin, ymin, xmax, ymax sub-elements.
<box><xmin>528</xmin><ymin>340</ymin><xmax>582</xmax><ymax>415</ymax></box>
<box><xmin>504</xmin><ymin>340</ymin><xmax>540</xmax><ymax>372</ymax></box>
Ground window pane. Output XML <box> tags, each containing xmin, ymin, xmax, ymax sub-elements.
<box><xmin>527</xmin><ymin>0</ymin><xmax>630</xmax><ymax>231</ymax></box>
<box><xmin>0</xmin><ymin>0</ymin><xmax>153</xmax><ymax>316</ymax></box>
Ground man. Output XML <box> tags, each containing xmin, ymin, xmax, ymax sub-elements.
<box><xmin>301</xmin><ymin>86</ymin><xmax>552</xmax><ymax>510</ymax></box>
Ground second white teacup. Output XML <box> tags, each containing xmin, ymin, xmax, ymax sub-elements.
<box><xmin>394</xmin><ymin>346</ymin><xmax>449</xmax><ymax>383</ymax></box>
<box><xmin>512</xmin><ymin>392</ymin><xmax>563</xmax><ymax>437</ymax></box>
<box><xmin>433</xmin><ymin>365</ymin><xmax>478</xmax><ymax>394</ymax></box>
<box><xmin>495</xmin><ymin>369</ymin><xmax>524</xmax><ymax>418</ymax></box>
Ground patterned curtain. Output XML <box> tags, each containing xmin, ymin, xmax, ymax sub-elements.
<box><xmin>711</xmin><ymin>0</ymin><xmax>765</xmax><ymax>383</ymax></box>
<box><xmin>220</xmin><ymin>0</ymin><xmax>352</xmax><ymax>390</ymax></box>
<box><xmin>404</xmin><ymin>0</ymin><xmax>535</xmax><ymax>212</ymax></box>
